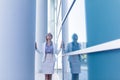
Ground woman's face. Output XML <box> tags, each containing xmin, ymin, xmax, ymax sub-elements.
<box><xmin>72</xmin><ymin>34</ymin><xmax>78</xmax><ymax>42</ymax></box>
<box><xmin>46</xmin><ymin>34</ymin><xmax>52</xmax><ymax>40</ymax></box>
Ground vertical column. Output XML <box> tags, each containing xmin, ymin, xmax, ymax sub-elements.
<box><xmin>0</xmin><ymin>0</ymin><xmax>36</xmax><ymax>80</ymax></box>
<box><xmin>35</xmin><ymin>0</ymin><xmax>48</xmax><ymax>73</ymax></box>
<box><xmin>62</xmin><ymin>0</ymin><xmax>69</xmax><ymax>80</ymax></box>
<box><xmin>48</xmin><ymin>0</ymin><xmax>55</xmax><ymax>42</ymax></box>
<box><xmin>86</xmin><ymin>0</ymin><xmax>120</xmax><ymax>80</ymax></box>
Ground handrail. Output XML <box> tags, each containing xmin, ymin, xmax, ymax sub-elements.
<box><xmin>63</xmin><ymin>39</ymin><xmax>120</xmax><ymax>56</ymax></box>
<box><xmin>56</xmin><ymin>0</ymin><xmax>76</xmax><ymax>42</ymax></box>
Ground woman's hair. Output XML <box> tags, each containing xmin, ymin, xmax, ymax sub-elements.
<box><xmin>46</xmin><ymin>33</ymin><xmax>53</xmax><ymax>41</ymax></box>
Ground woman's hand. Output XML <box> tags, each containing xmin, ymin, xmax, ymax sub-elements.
<box><xmin>35</xmin><ymin>42</ymin><xmax>37</xmax><ymax>50</ymax></box>
<box><xmin>60</xmin><ymin>41</ymin><xmax>65</xmax><ymax>49</ymax></box>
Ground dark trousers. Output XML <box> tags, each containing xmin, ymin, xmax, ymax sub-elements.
<box><xmin>72</xmin><ymin>73</ymin><xmax>79</xmax><ymax>80</ymax></box>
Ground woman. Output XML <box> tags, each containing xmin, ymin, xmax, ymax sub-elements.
<box><xmin>65</xmin><ymin>33</ymin><xmax>81</xmax><ymax>80</ymax></box>
<box><xmin>41</xmin><ymin>33</ymin><xmax>61</xmax><ymax>80</ymax></box>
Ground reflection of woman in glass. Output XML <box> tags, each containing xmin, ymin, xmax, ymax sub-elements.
<box><xmin>41</xmin><ymin>33</ymin><xmax>61</xmax><ymax>80</ymax></box>
<box><xmin>65</xmin><ymin>33</ymin><xmax>81</xmax><ymax>80</ymax></box>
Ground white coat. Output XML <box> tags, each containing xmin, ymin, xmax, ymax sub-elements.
<box><xmin>66</xmin><ymin>42</ymin><xmax>81</xmax><ymax>73</ymax></box>
<box><xmin>40</xmin><ymin>42</ymin><xmax>61</xmax><ymax>74</ymax></box>
<box><xmin>41</xmin><ymin>42</ymin><xmax>61</xmax><ymax>62</ymax></box>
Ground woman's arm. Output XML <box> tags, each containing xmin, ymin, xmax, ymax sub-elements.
<box><xmin>54</xmin><ymin>43</ymin><xmax>62</xmax><ymax>55</ymax></box>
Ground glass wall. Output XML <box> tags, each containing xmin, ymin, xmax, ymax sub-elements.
<box><xmin>62</xmin><ymin>0</ymin><xmax>87</xmax><ymax>80</ymax></box>
<box><xmin>35</xmin><ymin>0</ymin><xmax>87</xmax><ymax>80</ymax></box>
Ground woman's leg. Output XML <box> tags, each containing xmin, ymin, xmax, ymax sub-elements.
<box><xmin>48</xmin><ymin>74</ymin><xmax>52</xmax><ymax>80</ymax></box>
<box><xmin>45</xmin><ymin>74</ymin><xmax>49</xmax><ymax>80</ymax></box>
<box><xmin>72</xmin><ymin>73</ymin><xmax>79</xmax><ymax>80</ymax></box>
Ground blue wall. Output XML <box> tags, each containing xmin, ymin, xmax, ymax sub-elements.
<box><xmin>85</xmin><ymin>0</ymin><xmax>120</xmax><ymax>80</ymax></box>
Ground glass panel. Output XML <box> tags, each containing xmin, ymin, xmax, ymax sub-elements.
<box><xmin>62</xmin><ymin>0</ymin><xmax>88</xmax><ymax>80</ymax></box>
<box><xmin>35</xmin><ymin>0</ymin><xmax>88</xmax><ymax>80</ymax></box>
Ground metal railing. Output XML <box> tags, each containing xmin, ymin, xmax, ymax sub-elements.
<box><xmin>62</xmin><ymin>39</ymin><xmax>120</xmax><ymax>56</ymax></box>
